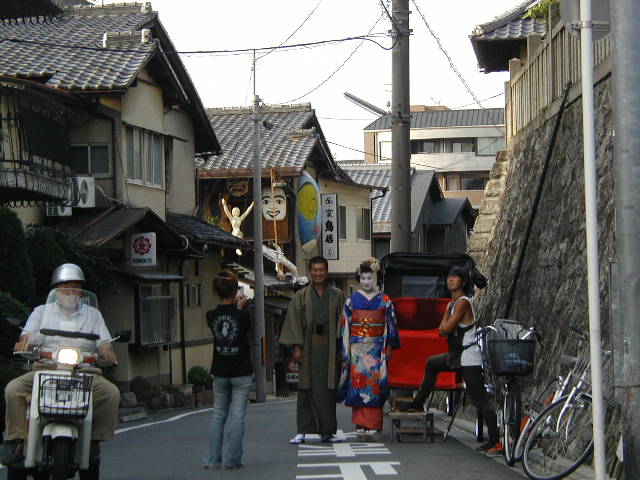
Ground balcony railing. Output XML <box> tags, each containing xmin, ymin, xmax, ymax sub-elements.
<box><xmin>0</xmin><ymin>83</ymin><xmax>73</xmax><ymax>204</ymax></box>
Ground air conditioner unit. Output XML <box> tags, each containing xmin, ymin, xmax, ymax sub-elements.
<box><xmin>72</xmin><ymin>176</ymin><xmax>96</xmax><ymax>208</ymax></box>
<box><xmin>45</xmin><ymin>203</ymin><xmax>72</xmax><ymax>217</ymax></box>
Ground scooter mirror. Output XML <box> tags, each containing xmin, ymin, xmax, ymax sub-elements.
<box><xmin>114</xmin><ymin>329</ymin><xmax>132</xmax><ymax>343</ymax></box>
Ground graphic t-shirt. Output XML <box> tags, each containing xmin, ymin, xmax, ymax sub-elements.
<box><xmin>206</xmin><ymin>304</ymin><xmax>253</xmax><ymax>377</ymax></box>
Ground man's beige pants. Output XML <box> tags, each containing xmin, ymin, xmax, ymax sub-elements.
<box><xmin>4</xmin><ymin>371</ymin><xmax>120</xmax><ymax>441</ymax></box>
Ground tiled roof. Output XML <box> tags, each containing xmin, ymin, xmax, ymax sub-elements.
<box><xmin>0</xmin><ymin>4</ymin><xmax>155</xmax><ymax>91</ymax></box>
<box><xmin>343</xmin><ymin>166</ymin><xmax>440</xmax><ymax>232</ymax></box>
<box><xmin>365</xmin><ymin>108</ymin><xmax>504</xmax><ymax>131</ymax></box>
<box><xmin>197</xmin><ymin>105</ymin><xmax>319</xmax><ymax>173</ymax></box>
<box><xmin>471</xmin><ymin>0</ymin><xmax>544</xmax><ymax>39</ymax></box>
<box><xmin>473</xmin><ymin>17</ymin><xmax>547</xmax><ymax>41</ymax></box>
<box><xmin>166</xmin><ymin>213</ymin><xmax>248</xmax><ymax>248</ymax></box>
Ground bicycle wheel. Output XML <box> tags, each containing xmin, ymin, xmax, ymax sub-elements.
<box><xmin>522</xmin><ymin>393</ymin><xmax>593</xmax><ymax>480</ymax></box>
<box><xmin>503</xmin><ymin>380</ymin><xmax>522</xmax><ymax>466</ymax></box>
<box><xmin>515</xmin><ymin>380</ymin><xmax>561</xmax><ymax>462</ymax></box>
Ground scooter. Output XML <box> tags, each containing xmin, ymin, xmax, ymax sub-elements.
<box><xmin>4</xmin><ymin>289</ymin><xmax>129</xmax><ymax>480</ymax></box>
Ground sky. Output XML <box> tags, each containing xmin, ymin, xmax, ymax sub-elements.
<box><xmin>140</xmin><ymin>0</ymin><xmax>520</xmax><ymax>160</ymax></box>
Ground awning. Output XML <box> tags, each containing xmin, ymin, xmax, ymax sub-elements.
<box><xmin>75</xmin><ymin>206</ymin><xmax>183</xmax><ymax>249</ymax></box>
<box><xmin>166</xmin><ymin>213</ymin><xmax>249</xmax><ymax>249</ymax></box>
<box><xmin>117</xmin><ymin>270</ymin><xmax>184</xmax><ymax>282</ymax></box>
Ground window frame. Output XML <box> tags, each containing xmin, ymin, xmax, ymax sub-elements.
<box><xmin>125</xmin><ymin>124</ymin><xmax>165</xmax><ymax>188</ymax></box>
<box><xmin>356</xmin><ymin>206</ymin><xmax>371</xmax><ymax>241</ymax></box>
<box><xmin>339</xmin><ymin>205</ymin><xmax>347</xmax><ymax>240</ymax></box>
<box><xmin>70</xmin><ymin>143</ymin><xmax>112</xmax><ymax>177</ymax></box>
<box><xmin>136</xmin><ymin>283</ymin><xmax>175</xmax><ymax>347</ymax></box>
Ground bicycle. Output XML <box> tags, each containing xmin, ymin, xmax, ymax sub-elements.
<box><xmin>521</xmin><ymin>330</ymin><xmax>612</xmax><ymax>480</ymax></box>
<box><xmin>475</xmin><ymin>320</ymin><xmax>540</xmax><ymax>466</ymax></box>
<box><xmin>514</xmin><ymin>326</ymin><xmax>590</xmax><ymax>463</ymax></box>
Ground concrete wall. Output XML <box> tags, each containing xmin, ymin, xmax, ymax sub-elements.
<box><xmin>164</xmin><ymin>108</ymin><xmax>196</xmax><ymax>216</ymax></box>
<box><xmin>468</xmin><ymin>73</ymin><xmax>621</xmax><ymax>461</ymax></box>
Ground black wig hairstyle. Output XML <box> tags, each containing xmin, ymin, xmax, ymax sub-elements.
<box><xmin>355</xmin><ymin>262</ymin><xmax>380</xmax><ymax>285</ymax></box>
<box><xmin>447</xmin><ymin>266</ymin><xmax>474</xmax><ymax>297</ymax></box>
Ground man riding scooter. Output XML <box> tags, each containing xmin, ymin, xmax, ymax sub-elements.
<box><xmin>3</xmin><ymin>263</ymin><xmax>120</xmax><ymax>476</ymax></box>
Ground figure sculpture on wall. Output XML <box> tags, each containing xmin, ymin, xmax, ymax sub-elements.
<box><xmin>222</xmin><ymin>197</ymin><xmax>254</xmax><ymax>255</ymax></box>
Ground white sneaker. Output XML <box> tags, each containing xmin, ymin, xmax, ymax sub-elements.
<box><xmin>289</xmin><ymin>433</ymin><xmax>305</xmax><ymax>444</ymax></box>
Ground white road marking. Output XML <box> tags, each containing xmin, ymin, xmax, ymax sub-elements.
<box><xmin>115</xmin><ymin>398</ymin><xmax>296</xmax><ymax>434</ymax></box>
<box><xmin>299</xmin><ymin>443</ymin><xmax>390</xmax><ymax>458</ymax></box>
<box><xmin>296</xmin><ymin>461</ymin><xmax>401</xmax><ymax>480</ymax></box>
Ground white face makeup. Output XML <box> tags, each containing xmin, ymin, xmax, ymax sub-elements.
<box><xmin>262</xmin><ymin>187</ymin><xmax>287</xmax><ymax>221</ymax></box>
<box><xmin>359</xmin><ymin>272</ymin><xmax>377</xmax><ymax>293</ymax></box>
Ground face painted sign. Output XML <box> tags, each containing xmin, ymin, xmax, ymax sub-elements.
<box><xmin>262</xmin><ymin>187</ymin><xmax>287</xmax><ymax>221</ymax></box>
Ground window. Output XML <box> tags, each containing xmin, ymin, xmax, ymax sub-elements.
<box><xmin>356</xmin><ymin>207</ymin><xmax>371</xmax><ymax>240</ymax></box>
<box><xmin>477</xmin><ymin>136</ymin><xmax>505</xmax><ymax>156</ymax></box>
<box><xmin>183</xmin><ymin>283</ymin><xmax>201</xmax><ymax>308</ymax></box>
<box><xmin>378</xmin><ymin>141</ymin><xmax>392</xmax><ymax>163</ymax></box>
<box><xmin>137</xmin><ymin>284</ymin><xmax>176</xmax><ymax>346</ymax></box>
<box><xmin>410</xmin><ymin>139</ymin><xmax>440</xmax><ymax>154</ymax></box>
<box><xmin>70</xmin><ymin>144</ymin><xmax>110</xmax><ymax>176</ymax></box>
<box><xmin>460</xmin><ymin>175</ymin><xmax>488</xmax><ymax>190</ymax></box>
<box><xmin>445</xmin><ymin>138</ymin><xmax>475</xmax><ymax>153</ymax></box>
<box><xmin>126</xmin><ymin>125</ymin><xmax>164</xmax><ymax>187</ymax></box>
<box><xmin>339</xmin><ymin>205</ymin><xmax>347</xmax><ymax>240</ymax></box>
<box><xmin>445</xmin><ymin>174</ymin><xmax>459</xmax><ymax>191</ymax></box>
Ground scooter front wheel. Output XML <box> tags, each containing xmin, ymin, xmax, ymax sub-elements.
<box><xmin>51</xmin><ymin>437</ymin><xmax>73</xmax><ymax>480</ymax></box>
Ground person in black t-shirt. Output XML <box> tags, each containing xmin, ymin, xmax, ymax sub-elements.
<box><xmin>202</xmin><ymin>270</ymin><xmax>253</xmax><ymax>470</ymax></box>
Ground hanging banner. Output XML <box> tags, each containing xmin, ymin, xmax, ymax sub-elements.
<box><xmin>320</xmin><ymin>193</ymin><xmax>339</xmax><ymax>260</ymax></box>
<box><xmin>130</xmin><ymin>232</ymin><xmax>157</xmax><ymax>267</ymax></box>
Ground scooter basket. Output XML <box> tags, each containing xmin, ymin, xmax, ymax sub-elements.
<box><xmin>487</xmin><ymin>339</ymin><xmax>535</xmax><ymax>376</ymax></box>
<box><xmin>38</xmin><ymin>374</ymin><xmax>93</xmax><ymax>418</ymax></box>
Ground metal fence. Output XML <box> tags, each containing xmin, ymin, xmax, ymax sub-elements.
<box><xmin>506</xmin><ymin>23</ymin><xmax>611</xmax><ymax>139</ymax></box>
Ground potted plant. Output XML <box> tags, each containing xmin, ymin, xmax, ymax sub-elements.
<box><xmin>188</xmin><ymin>365</ymin><xmax>212</xmax><ymax>394</ymax></box>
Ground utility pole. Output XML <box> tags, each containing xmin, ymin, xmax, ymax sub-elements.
<box><xmin>611</xmin><ymin>0</ymin><xmax>640</xmax><ymax>476</ymax></box>
<box><xmin>389</xmin><ymin>0</ymin><xmax>411</xmax><ymax>253</ymax></box>
<box><xmin>252</xmin><ymin>51</ymin><xmax>267</xmax><ymax>403</ymax></box>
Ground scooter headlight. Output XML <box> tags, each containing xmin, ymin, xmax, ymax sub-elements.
<box><xmin>55</xmin><ymin>347</ymin><xmax>81</xmax><ymax>366</ymax></box>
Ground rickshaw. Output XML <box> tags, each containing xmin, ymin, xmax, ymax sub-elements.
<box><xmin>381</xmin><ymin>252</ymin><xmax>487</xmax><ymax>442</ymax></box>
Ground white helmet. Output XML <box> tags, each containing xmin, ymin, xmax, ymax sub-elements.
<box><xmin>50</xmin><ymin>263</ymin><xmax>86</xmax><ymax>288</ymax></box>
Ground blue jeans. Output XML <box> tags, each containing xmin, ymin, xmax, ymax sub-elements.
<box><xmin>202</xmin><ymin>375</ymin><xmax>252</xmax><ymax>468</ymax></box>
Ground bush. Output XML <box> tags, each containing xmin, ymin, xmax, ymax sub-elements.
<box><xmin>0</xmin><ymin>207</ymin><xmax>35</xmax><ymax>306</ymax></box>
<box><xmin>0</xmin><ymin>292</ymin><xmax>30</xmax><ymax>360</ymax></box>
<box><xmin>188</xmin><ymin>365</ymin><xmax>213</xmax><ymax>387</ymax></box>
<box><xmin>26</xmin><ymin>226</ymin><xmax>115</xmax><ymax>301</ymax></box>
<box><xmin>129</xmin><ymin>376</ymin><xmax>160</xmax><ymax>406</ymax></box>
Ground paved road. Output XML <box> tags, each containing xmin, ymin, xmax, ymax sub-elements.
<box><xmin>1</xmin><ymin>400</ymin><xmax>525</xmax><ymax>479</ymax></box>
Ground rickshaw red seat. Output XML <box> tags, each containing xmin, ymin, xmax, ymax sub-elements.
<box><xmin>388</xmin><ymin>329</ymin><xmax>458</xmax><ymax>390</ymax></box>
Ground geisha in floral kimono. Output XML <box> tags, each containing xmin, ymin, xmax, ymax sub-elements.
<box><xmin>338</xmin><ymin>257</ymin><xmax>399</xmax><ymax>440</ymax></box>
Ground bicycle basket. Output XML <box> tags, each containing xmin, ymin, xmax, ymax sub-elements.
<box><xmin>38</xmin><ymin>373</ymin><xmax>93</xmax><ymax>418</ymax></box>
<box><xmin>487</xmin><ymin>339</ymin><xmax>536</xmax><ymax>376</ymax></box>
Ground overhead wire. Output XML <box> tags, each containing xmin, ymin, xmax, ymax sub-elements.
<box><xmin>410</xmin><ymin>0</ymin><xmax>483</xmax><ymax>108</ymax></box>
<box><xmin>257</xmin><ymin>0</ymin><xmax>323</xmax><ymax>61</ymax></box>
<box><xmin>279</xmin><ymin>12</ymin><xmax>385</xmax><ymax>104</ymax></box>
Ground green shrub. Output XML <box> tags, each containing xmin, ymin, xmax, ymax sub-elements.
<box><xmin>26</xmin><ymin>226</ymin><xmax>115</xmax><ymax>300</ymax></box>
<box><xmin>0</xmin><ymin>207</ymin><xmax>35</xmax><ymax>305</ymax></box>
<box><xmin>0</xmin><ymin>292</ymin><xmax>30</xmax><ymax>360</ymax></box>
<box><xmin>188</xmin><ymin>365</ymin><xmax>213</xmax><ymax>387</ymax></box>
<box><xmin>130</xmin><ymin>376</ymin><xmax>160</xmax><ymax>406</ymax></box>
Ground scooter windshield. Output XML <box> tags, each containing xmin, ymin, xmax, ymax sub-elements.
<box><xmin>33</xmin><ymin>289</ymin><xmax>103</xmax><ymax>352</ymax></box>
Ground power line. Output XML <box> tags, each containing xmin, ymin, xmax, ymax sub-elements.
<box><xmin>257</xmin><ymin>0</ymin><xmax>323</xmax><ymax>61</ymax></box>
<box><xmin>411</xmin><ymin>0</ymin><xmax>483</xmax><ymax>108</ymax></box>
<box><xmin>279</xmin><ymin>13</ymin><xmax>384</xmax><ymax>104</ymax></box>
<box><xmin>453</xmin><ymin>92</ymin><xmax>504</xmax><ymax>109</ymax></box>
<box><xmin>0</xmin><ymin>32</ymin><xmax>389</xmax><ymax>56</ymax></box>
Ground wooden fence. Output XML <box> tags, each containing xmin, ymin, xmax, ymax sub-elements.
<box><xmin>506</xmin><ymin>22</ymin><xmax>611</xmax><ymax>139</ymax></box>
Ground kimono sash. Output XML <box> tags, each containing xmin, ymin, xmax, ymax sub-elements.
<box><xmin>351</xmin><ymin>309</ymin><xmax>385</xmax><ymax>338</ymax></box>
